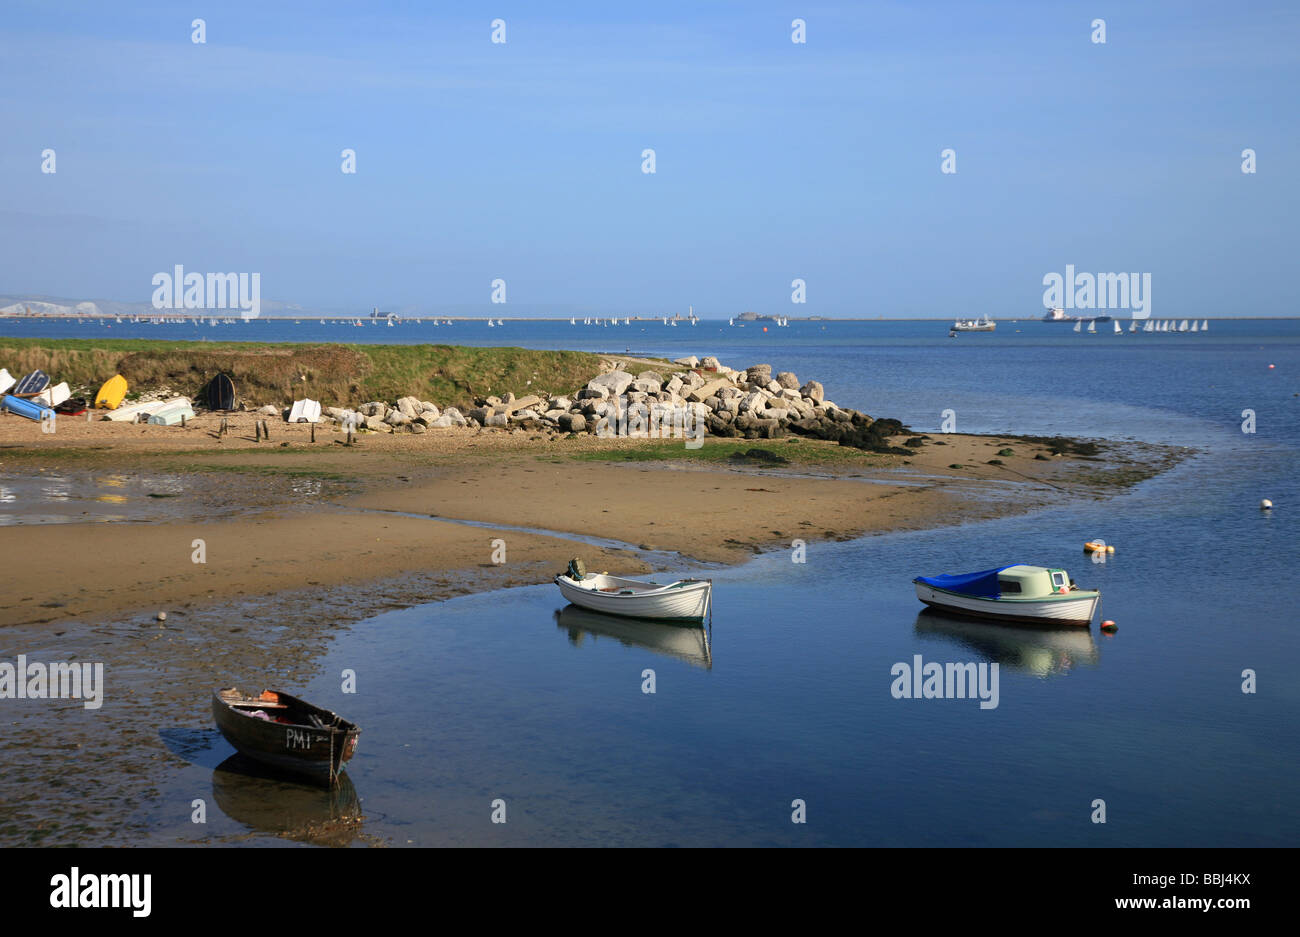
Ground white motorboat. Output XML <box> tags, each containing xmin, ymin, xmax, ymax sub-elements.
<box><xmin>913</xmin><ymin>565</ymin><xmax>1100</xmax><ymax>627</ymax></box>
<box><xmin>555</xmin><ymin>560</ymin><xmax>711</xmax><ymax>622</ymax></box>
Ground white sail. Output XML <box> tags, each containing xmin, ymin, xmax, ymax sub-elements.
<box><xmin>1190</xmin><ymin>321</ymin><xmax>1199</xmax><ymax>332</ymax></box>
<box><xmin>1114</xmin><ymin>321</ymin><xmax>1122</xmax><ymax>333</ymax></box>
<box><xmin>1087</xmin><ymin>321</ymin><xmax>1096</xmax><ymax>333</ymax></box>
<box><xmin>1073</xmin><ymin>321</ymin><xmax>1082</xmax><ymax>333</ymax></box>
<box><xmin>1202</xmin><ymin>319</ymin><xmax>1209</xmax><ymax>330</ymax></box>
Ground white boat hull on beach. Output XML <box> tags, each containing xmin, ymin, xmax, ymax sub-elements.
<box><xmin>103</xmin><ymin>399</ymin><xmax>166</xmax><ymax>422</ymax></box>
<box><xmin>288</xmin><ymin>398</ymin><xmax>322</xmax><ymax>423</ymax></box>
<box><xmin>913</xmin><ymin>581</ymin><xmax>1099</xmax><ymax>627</ymax></box>
<box><xmin>555</xmin><ymin>573</ymin><xmax>712</xmax><ymax>621</ymax></box>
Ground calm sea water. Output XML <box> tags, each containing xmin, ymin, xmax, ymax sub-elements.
<box><xmin>9</xmin><ymin>317</ymin><xmax>1298</xmax><ymax>845</ymax></box>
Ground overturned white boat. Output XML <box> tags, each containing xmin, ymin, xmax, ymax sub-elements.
<box><xmin>147</xmin><ymin>396</ymin><xmax>195</xmax><ymax>426</ymax></box>
<box><xmin>288</xmin><ymin>398</ymin><xmax>322</xmax><ymax>423</ymax></box>
<box><xmin>555</xmin><ymin>559</ymin><xmax>711</xmax><ymax>622</ymax></box>
<box><xmin>913</xmin><ymin>564</ymin><xmax>1100</xmax><ymax>627</ymax></box>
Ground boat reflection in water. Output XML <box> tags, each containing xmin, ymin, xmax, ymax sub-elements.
<box><xmin>913</xmin><ymin>609</ymin><xmax>1099</xmax><ymax>678</ymax></box>
<box><xmin>211</xmin><ymin>754</ymin><xmax>363</xmax><ymax>847</ymax></box>
<box><xmin>554</xmin><ymin>605</ymin><xmax>712</xmax><ymax>670</ymax></box>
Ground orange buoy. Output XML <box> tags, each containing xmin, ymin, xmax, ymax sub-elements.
<box><xmin>762</xmin><ymin>326</ymin><xmax>768</xmax><ymax>332</ymax></box>
<box><xmin>1084</xmin><ymin>541</ymin><xmax>1105</xmax><ymax>552</ymax></box>
<box><xmin>1106</xmin><ymin>545</ymin><xmax>1115</xmax><ymax>554</ymax></box>
<box><xmin>1101</xmin><ymin>620</ymin><xmax>1117</xmax><ymax>632</ymax></box>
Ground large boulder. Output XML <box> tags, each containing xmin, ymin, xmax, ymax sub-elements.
<box><xmin>506</xmin><ymin>394</ymin><xmax>543</xmax><ymax>413</ymax></box>
<box><xmin>776</xmin><ymin>371</ymin><xmax>800</xmax><ymax>389</ymax></box>
<box><xmin>687</xmin><ymin>377</ymin><xmax>734</xmax><ymax>402</ymax></box>
<box><xmin>466</xmin><ymin>406</ymin><xmax>491</xmax><ymax>426</ymax></box>
<box><xmin>745</xmin><ymin>364</ymin><xmax>773</xmax><ymax>385</ymax></box>
<box><xmin>673</xmin><ymin>355</ymin><xmax>700</xmax><ymax>367</ymax></box>
<box><xmin>800</xmin><ymin>380</ymin><xmax>825</xmax><ymax>403</ymax></box>
<box><xmin>485</xmin><ymin>412</ymin><xmax>509</xmax><ymax>428</ymax></box>
<box><xmin>733</xmin><ymin>415</ymin><xmax>785</xmax><ymax>439</ymax></box>
<box><xmin>442</xmin><ymin>407</ymin><xmax>466</xmax><ymax>426</ymax></box>
<box><xmin>706</xmin><ymin>414</ymin><xmax>739</xmax><ymax>437</ymax></box>
<box><xmin>587</xmin><ymin>371</ymin><xmax>635</xmax><ymax>397</ymax></box>
<box><xmin>700</xmin><ymin>356</ymin><xmax>722</xmax><ymax>371</ymax></box>
<box><xmin>364</xmin><ymin>415</ymin><xmax>392</xmax><ymax>433</ymax></box>
<box><xmin>559</xmin><ymin>412</ymin><xmax>587</xmax><ymax>433</ymax></box>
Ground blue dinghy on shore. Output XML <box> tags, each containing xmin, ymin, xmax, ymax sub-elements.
<box><xmin>1</xmin><ymin>394</ymin><xmax>56</xmax><ymax>422</ymax></box>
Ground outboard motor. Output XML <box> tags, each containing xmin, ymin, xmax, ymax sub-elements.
<box><xmin>566</xmin><ymin>557</ymin><xmax>587</xmax><ymax>581</ymax></box>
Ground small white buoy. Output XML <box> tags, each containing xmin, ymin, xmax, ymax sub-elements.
<box><xmin>156</xmin><ymin>611</ymin><xmax>167</xmax><ymax>622</ymax></box>
<box><xmin>1261</xmin><ymin>499</ymin><xmax>1273</xmax><ymax>510</ymax></box>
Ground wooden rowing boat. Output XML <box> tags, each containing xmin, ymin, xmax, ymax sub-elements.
<box><xmin>211</xmin><ymin>688</ymin><xmax>360</xmax><ymax>787</ymax></box>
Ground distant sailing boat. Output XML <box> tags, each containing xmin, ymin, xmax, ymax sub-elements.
<box><xmin>1190</xmin><ymin>321</ymin><xmax>1199</xmax><ymax>332</ymax></box>
<box><xmin>1128</xmin><ymin>320</ymin><xmax>1137</xmax><ymax>332</ymax></box>
<box><xmin>1179</xmin><ymin>319</ymin><xmax>1189</xmax><ymax>332</ymax></box>
<box><xmin>487</xmin><ymin>320</ymin><xmax>495</xmax><ymax>327</ymax></box>
<box><xmin>1143</xmin><ymin>320</ymin><xmax>1153</xmax><ymax>332</ymax></box>
<box><xmin>1114</xmin><ymin>321</ymin><xmax>1123</xmax><ymax>334</ymax></box>
<box><xmin>728</xmin><ymin>317</ymin><xmax>734</xmax><ymax>326</ymax></box>
<box><xmin>1202</xmin><ymin>319</ymin><xmax>1209</xmax><ymax>330</ymax></box>
<box><xmin>1073</xmin><ymin>321</ymin><xmax>1082</xmax><ymax>333</ymax></box>
<box><xmin>1087</xmin><ymin>320</ymin><xmax>1096</xmax><ymax>333</ymax></box>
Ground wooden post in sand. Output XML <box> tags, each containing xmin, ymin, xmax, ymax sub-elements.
<box><xmin>262</xmin><ymin>420</ymin><xmax>271</xmax><ymax>440</ymax></box>
<box><xmin>310</xmin><ymin>423</ymin><xmax>316</xmax><ymax>443</ymax></box>
<box><xmin>255</xmin><ymin>421</ymin><xmax>262</xmax><ymax>442</ymax></box>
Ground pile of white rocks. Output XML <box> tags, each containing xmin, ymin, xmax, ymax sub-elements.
<box><xmin>299</xmin><ymin>355</ymin><xmax>899</xmax><ymax>446</ymax></box>
<box><xmin>318</xmin><ymin>398</ymin><xmax>469</xmax><ymax>435</ymax></box>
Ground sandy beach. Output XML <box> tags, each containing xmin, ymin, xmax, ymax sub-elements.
<box><xmin>0</xmin><ymin>410</ymin><xmax>1181</xmax><ymax>629</ymax></box>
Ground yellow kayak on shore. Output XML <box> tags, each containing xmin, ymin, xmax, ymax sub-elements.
<box><xmin>95</xmin><ymin>374</ymin><xmax>128</xmax><ymax>410</ymax></box>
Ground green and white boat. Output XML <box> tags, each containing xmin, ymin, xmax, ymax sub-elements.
<box><xmin>913</xmin><ymin>565</ymin><xmax>1100</xmax><ymax>627</ymax></box>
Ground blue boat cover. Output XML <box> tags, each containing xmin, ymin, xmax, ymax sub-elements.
<box><xmin>915</xmin><ymin>566</ymin><xmax>1014</xmax><ymax>598</ymax></box>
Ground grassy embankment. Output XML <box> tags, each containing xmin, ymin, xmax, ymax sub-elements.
<box><xmin>0</xmin><ymin>338</ymin><xmax>646</xmax><ymax>411</ymax></box>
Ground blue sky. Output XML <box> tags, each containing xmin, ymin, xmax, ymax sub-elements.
<box><xmin>1</xmin><ymin>1</ymin><xmax>1297</xmax><ymax>317</ymax></box>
